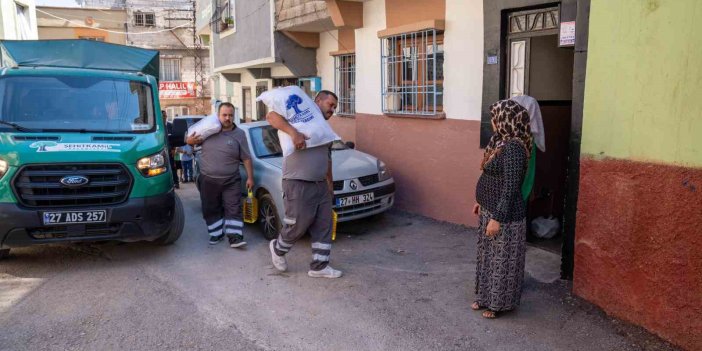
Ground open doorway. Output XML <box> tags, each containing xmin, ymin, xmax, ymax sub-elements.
<box><xmin>505</xmin><ymin>7</ymin><xmax>574</xmax><ymax>254</ymax></box>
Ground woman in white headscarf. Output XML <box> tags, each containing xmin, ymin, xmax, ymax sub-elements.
<box><xmin>510</xmin><ymin>95</ymin><xmax>545</xmax><ymax>199</ymax></box>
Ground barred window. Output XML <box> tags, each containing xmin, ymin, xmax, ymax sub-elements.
<box><xmin>381</xmin><ymin>29</ymin><xmax>444</xmax><ymax>116</ymax></box>
<box><xmin>134</xmin><ymin>12</ymin><xmax>155</xmax><ymax>27</ymax></box>
<box><xmin>160</xmin><ymin>58</ymin><xmax>181</xmax><ymax>81</ymax></box>
<box><xmin>334</xmin><ymin>54</ymin><xmax>355</xmax><ymax>116</ymax></box>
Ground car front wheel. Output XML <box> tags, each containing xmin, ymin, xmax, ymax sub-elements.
<box><xmin>258</xmin><ymin>193</ymin><xmax>281</xmax><ymax>240</ymax></box>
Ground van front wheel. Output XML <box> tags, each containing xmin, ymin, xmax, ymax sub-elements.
<box><xmin>155</xmin><ymin>194</ymin><xmax>185</xmax><ymax>245</ymax></box>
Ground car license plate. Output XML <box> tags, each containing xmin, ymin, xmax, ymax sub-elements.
<box><xmin>42</xmin><ymin>210</ymin><xmax>107</xmax><ymax>225</ymax></box>
<box><xmin>336</xmin><ymin>193</ymin><xmax>374</xmax><ymax>207</ymax></box>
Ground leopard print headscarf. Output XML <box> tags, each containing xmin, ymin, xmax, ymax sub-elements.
<box><xmin>481</xmin><ymin>99</ymin><xmax>533</xmax><ymax>170</ymax></box>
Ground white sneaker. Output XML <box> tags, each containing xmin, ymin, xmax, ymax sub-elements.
<box><xmin>269</xmin><ymin>240</ymin><xmax>287</xmax><ymax>272</ymax></box>
<box><xmin>308</xmin><ymin>266</ymin><xmax>343</xmax><ymax>278</ymax></box>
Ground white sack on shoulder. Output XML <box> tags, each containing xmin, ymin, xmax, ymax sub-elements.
<box><xmin>186</xmin><ymin>113</ymin><xmax>221</xmax><ymax>141</ymax></box>
<box><xmin>256</xmin><ymin>86</ymin><xmax>340</xmax><ymax>157</ymax></box>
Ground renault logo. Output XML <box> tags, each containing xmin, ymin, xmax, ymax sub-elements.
<box><xmin>349</xmin><ymin>180</ymin><xmax>358</xmax><ymax>190</ymax></box>
<box><xmin>60</xmin><ymin>175</ymin><xmax>90</xmax><ymax>188</ymax></box>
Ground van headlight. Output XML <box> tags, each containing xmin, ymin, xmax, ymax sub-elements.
<box><xmin>137</xmin><ymin>150</ymin><xmax>168</xmax><ymax>177</ymax></box>
<box><xmin>0</xmin><ymin>159</ymin><xmax>7</xmax><ymax>179</ymax></box>
<box><xmin>378</xmin><ymin>160</ymin><xmax>392</xmax><ymax>182</ymax></box>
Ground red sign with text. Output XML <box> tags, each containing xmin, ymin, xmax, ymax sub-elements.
<box><xmin>159</xmin><ymin>81</ymin><xmax>197</xmax><ymax>99</ymax></box>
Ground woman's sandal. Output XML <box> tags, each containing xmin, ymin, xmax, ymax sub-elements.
<box><xmin>482</xmin><ymin>310</ymin><xmax>497</xmax><ymax>319</ymax></box>
<box><xmin>471</xmin><ymin>301</ymin><xmax>483</xmax><ymax>310</ymax></box>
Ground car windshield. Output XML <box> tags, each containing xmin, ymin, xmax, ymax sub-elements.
<box><xmin>250</xmin><ymin>125</ymin><xmax>283</xmax><ymax>158</ymax></box>
<box><xmin>0</xmin><ymin>76</ymin><xmax>155</xmax><ymax>133</ymax></box>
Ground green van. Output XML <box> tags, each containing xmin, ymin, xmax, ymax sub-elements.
<box><xmin>0</xmin><ymin>40</ymin><xmax>184</xmax><ymax>259</ymax></box>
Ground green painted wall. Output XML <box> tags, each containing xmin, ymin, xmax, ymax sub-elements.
<box><xmin>582</xmin><ymin>0</ymin><xmax>702</xmax><ymax>167</ymax></box>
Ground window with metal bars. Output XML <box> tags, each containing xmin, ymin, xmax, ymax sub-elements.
<box><xmin>134</xmin><ymin>12</ymin><xmax>155</xmax><ymax>27</ymax></box>
<box><xmin>160</xmin><ymin>58</ymin><xmax>181</xmax><ymax>81</ymax></box>
<box><xmin>381</xmin><ymin>29</ymin><xmax>444</xmax><ymax>116</ymax></box>
<box><xmin>334</xmin><ymin>54</ymin><xmax>356</xmax><ymax>116</ymax></box>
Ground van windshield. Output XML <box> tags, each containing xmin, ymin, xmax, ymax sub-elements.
<box><xmin>0</xmin><ymin>76</ymin><xmax>154</xmax><ymax>133</ymax></box>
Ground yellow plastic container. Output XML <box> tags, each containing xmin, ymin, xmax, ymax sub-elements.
<box><xmin>331</xmin><ymin>210</ymin><xmax>338</xmax><ymax>241</ymax></box>
<box><xmin>243</xmin><ymin>190</ymin><xmax>258</xmax><ymax>224</ymax></box>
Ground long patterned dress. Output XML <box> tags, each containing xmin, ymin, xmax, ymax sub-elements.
<box><xmin>474</xmin><ymin>140</ymin><xmax>528</xmax><ymax>312</ymax></box>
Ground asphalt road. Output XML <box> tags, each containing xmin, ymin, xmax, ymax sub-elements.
<box><xmin>0</xmin><ymin>184</ymin><xmax>679</xmax><ymax>351</ymax></box>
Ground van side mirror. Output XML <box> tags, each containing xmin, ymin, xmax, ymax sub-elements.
<box><xmin>345</xmin><ymin>141</ymin><xmax>355</xmax><ymax>149</ymax></box>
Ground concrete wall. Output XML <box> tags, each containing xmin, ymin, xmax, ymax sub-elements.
<box><xmin>324</xmin><ymin>0</ymin><xmax>484</xmax><ymax>119</ymax></box>
<box><xmin>575</xmin><ymin>1</ymin><xmax>702</xmax><ymax>349</ymax></box>
<box><xmin>317</xmin><ymin>29</ymin><xmax>337</xmax><ymax>92</ymax></box>
<box><xmin>384</xmin><ymin>0</ymin><xmax>444</xmax><ymax>28</ymax></box>
<box><xmin>274</xmin><ymin>31</ymin><xmax>317</xmax><ymax>77</ymax></box>
<box><xmin>161</xmin><ymin>48</ymin><xmax>212</xmax><ymax>115</ymax></box>
<box><xmin>211</xmin><ymin>67</ymin><xmax>277</xmax><ymax>123</ymax></box>
<box><xmin>0</xmin><ymin>0</ymin><xmax>37</xmax><ymax>40</ymax></box>
<box><xmin>443</xmin><ymin>0</ymin><xmax>483</xmax><ymax>121</ymax></box>
<box><xmin>125</xmin><ymin>1</ymin><xmax>192</xmax><ymax>50</ymax></box>
<box><xmin>212</xmin><ymin>0</ymin><xmax>273</xmax><ymax>69</ymax></box>
<box><xmin>196</xmin><ymin>0</ymin><xmax>213</xmax><ymax>33</ymax></box>
<box><xmin>354</xmin><ymin>0</ymin><xmax>385</xmax><ymax>115</ymax></box>
<box><xmin>36</xmin><ymin>6</ymin><xmax>127</xmax><ymax>44</ymax></box>
<box><xmin>116</xmin><ymin>1</ymin><xmax>210</xmax><ymax>114</ymax></box>
<box><xmin>320</xmin><ymin>0</ymin><xmax>486</xmax><ymax>226</ymax></box>
<box><xmin>275</xmin><ymin>0</ymin><xmax>329</xmax><ymax>31</ymax></box>
<box><xmin>161</xmin><ymin>49</ymin><xmax>211</xmax><ymax>88</ymax></box>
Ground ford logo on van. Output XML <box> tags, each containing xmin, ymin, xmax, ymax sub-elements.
<box><xmin>60</xmin><ymin>175</ymin><xmax>89</xmax><ymax>187</ymax></box>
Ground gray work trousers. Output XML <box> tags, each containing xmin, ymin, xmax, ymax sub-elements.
<box><xmin>198</xmin><ymin>174</ymin><xmax>244</xmax><ymax>238</ymax></box>
<box><xmin>274</xmin><ymin>179</ymin><xmax>333</xmax><ymax>271</ymax></box>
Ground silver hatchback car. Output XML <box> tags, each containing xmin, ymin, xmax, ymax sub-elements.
<box><xmin>238</xmin><ymin>121</ymin><xmax>395</xmax><ymax>239</ymax></box>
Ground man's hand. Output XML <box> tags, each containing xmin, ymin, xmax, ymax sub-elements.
<box><xmin>266</xmin><ymin>111</ymin><xmax>309</xmax><ymax>150</ymax></box>
<box><xmin>472</xmin><ymin>203</ymin><xmax>480</xmax><ymax>216</ymax></box>
<box><xmin>186</xmin><ymin>133</ymin><xmax>203</xmax><ymax>145</ymax></box>
<box><xmin>243</xmin><ymin>159</ymin><xmax>254</xmax><ymax>193</ymax></box>
<box><xmin>486</xmin><ymin>219</ymin><xmax>500</xmax><ymax>237</ymax></box>
<box><xmin>292</xmin><ymin>131</ymin><xmax>310</xmax><ymax>150</ymax></box>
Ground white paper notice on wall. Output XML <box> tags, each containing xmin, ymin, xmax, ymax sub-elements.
<box><xmin>559</xmin><ymin>21</ymin><xmax>576</xmax><ymax>47</ymax></box>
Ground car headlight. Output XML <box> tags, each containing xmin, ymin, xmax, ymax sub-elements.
<box><xmin>137</xmin><ymin>150</ymin><xmax>168</xmax><ymax>177</ymax></box>
<box><xmin>0</xmin><ymin>159</ymin><xmax>7</xmax><ymax>179</ymax></box>
<box><xmin>378</xmin><ymin>160</ymin><xmax>392</xmax><ymax>182</ymax></box>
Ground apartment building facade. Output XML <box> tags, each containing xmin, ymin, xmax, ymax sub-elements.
<box><xmin>0</xmin><ymin>0</ymin><xmax>37</xmax><ymax>40</ymax></box>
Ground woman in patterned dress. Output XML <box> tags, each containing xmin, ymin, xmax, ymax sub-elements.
<box><xmin>471</xmin><ymin>99</ymin><xmax>533</xmax><ymax>319</ymax></box>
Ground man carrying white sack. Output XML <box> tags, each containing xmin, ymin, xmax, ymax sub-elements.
<box><xmin>264</xmin><ymin>89</ymin><xmax>342</xmax><ymax>278</ymax></box>
<box><xmin>186</xmin><ymin>102</ymin><xmax>254</xmax><ymax>248</ymax></box>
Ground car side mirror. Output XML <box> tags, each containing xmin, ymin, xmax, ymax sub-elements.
<box><xmin>345</xmin><ymin>141</ymin><xmax>355</xmax><ymax>149</ymax></box>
